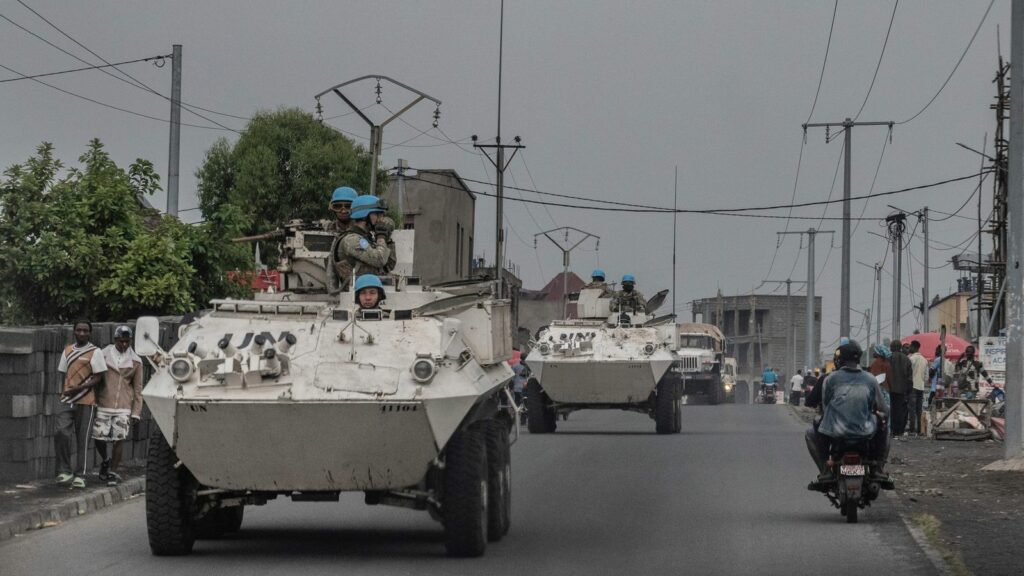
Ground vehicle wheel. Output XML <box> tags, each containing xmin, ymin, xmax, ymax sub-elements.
<box><xmin>146</xmin><ymin>432</ymin><xmax>197</xmax><ymax>556</ymax></box>
<box><xmin>845</xmin><ymin>500</ymin><xmax>859</xmax><ymax>523</ymax></box>
<box><xmin>708</xmin><ymin>379</ymin><xmax>722</xmax><ymax>406</ymax></box>
<box><xmin>526</xmin><ymin>380</ymin><xmax>556</xmax><ymax>433</ymax></box>
<box><xmin>483</xmin><ymin>420</ymin><xmax>511</xmax><ymax>542</ymax></box>
<box><xmin>655</xmin><ymin>379</ymin><xmax>678</xmax><ymax>434</ymax></box>
<box><xmin>443</xmin><ymin>426</ymin><xmax>489</xmax><ymax>557</ymax></box>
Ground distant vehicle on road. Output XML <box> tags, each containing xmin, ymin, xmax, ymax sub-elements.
<box><xmin>671</xmin><ymin>323</ymin><xmax>727</xmax><ymax>404</ymax></box>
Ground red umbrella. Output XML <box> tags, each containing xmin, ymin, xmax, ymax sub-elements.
<box><xmin>898</xmin><ymin>332</ymin><xmax>970</xmax><ymax>361</ymax></box>
<box><xmin>507</xmin><ymin>349</ymin><xmax>522</xmax><ymax>367</ymax></box>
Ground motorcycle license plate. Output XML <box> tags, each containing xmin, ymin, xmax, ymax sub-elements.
<box><xmin>840</xmin><ymin>465</ymin><xmax>865</xmax><ymax>476</ymax></box>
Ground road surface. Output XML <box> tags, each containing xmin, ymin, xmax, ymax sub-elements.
<box><xmin>1</xmin><ymin>404</ymin><xmax>935</xmax><ymax>575</ymax></box>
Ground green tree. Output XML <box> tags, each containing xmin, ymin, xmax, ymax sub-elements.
<box><xmin>196</xmin><ymin>107</ymin><xmax>378</xmax><ymax>238</ymax></box>
<box><xmin>0</xmin><ymin>140</ymin><xmax>200</xmax><ymax>323</ymax></box>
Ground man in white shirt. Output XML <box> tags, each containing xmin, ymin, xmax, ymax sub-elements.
<box><xmin>908</xmin><ymin>340</ymin><xmax>929</xmax><ymax>435</ymax></box>
<box><xmin>55</xmin><ymin>321</ymin><xmax>108</xmax><ymax>488</ymax></box>
<box><xmin>789</xmin><ymin>370</ymin><xmax>805</xmax><ymax>406</ymax></box>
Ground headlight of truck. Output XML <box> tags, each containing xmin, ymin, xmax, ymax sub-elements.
<box><xmin>538</xmin><ymin>342</ymin><xmax>551</xmax><ymax>355</ymax></box>
<box><xmin>643</xmin><ymin>343</ymin><xmax>656</xmax><ymax>355</ymax></box>
<box><xmin>169</xmin><ymin>358</ymin><xmax>194</xmax><ymax>382</ymax></box>
<box><xmin>412</xmin><ymin>358</ymin><xmax>436</xmax><ymax>383</ymax></box>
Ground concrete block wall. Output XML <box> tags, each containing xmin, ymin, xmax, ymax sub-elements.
<box><xmin>0</xmin><ymin>319</ymin><xmax>182</xmax><ymax>482</ymax></box>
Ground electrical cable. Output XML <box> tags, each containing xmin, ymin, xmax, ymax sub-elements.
<box><xmin>0</xmin><ymin>61</ymin><xmax>233</xmax><ymax>130</ymax></box>
<box><xmin>0</xmin><ymin>53</ymin><xmax>169</xmax><ymax>83</ymax></box>
<box><xmin>520</xmin><ymin>153</ymin><xmax>559</xmax><ymax>229</ymax></box>
<box><xmin>13</xmin><ymin>1</ymin><xmax>240</xmax><ymax>132</ymax></box>
<box><xmin>895</xmin><ymin>0</ymin><xmax>996</xmax><ymax>125</ymax></box>
<box><xmin>852</xmin><ymin>0</ymin><xmax>898</xmax><ymax>121</ymax></box>
<box><xmin>806</xmin><ymin>0</ymin><xmax>839</xmax><ymax>124</ymax></box>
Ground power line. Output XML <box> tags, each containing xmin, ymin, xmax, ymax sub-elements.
<box><xmin>852</xmin><ymin>0</ymin><xmax>899</xmax><ymax>121</ymax></box>
<box><xmin>0</xmin><ymin>61</ymin><xmax>232</xmax><ymax>130</ymax></box>
<box><xmin>407</xmin><ymin>170</ymin><xmax>990</xmax><ymax>215</ymax></box>
<box><xmin>895</xmin><ymin>0</ymin><xmax>996</xmax><ymax>125</ymax></box>
<box><xmin>0</xmin><ymin>53</ymin><xmax>169</xmax><ymax>83</ymax></box>
<box><xmin>806</xmin><ymin>0</ymin><xmax>839</xmax><ymax>124</ymax></box>
<box><xmin>13</xmin><ymin>1</ymin><xmax>239</xmax><ymax>132</ymax></box>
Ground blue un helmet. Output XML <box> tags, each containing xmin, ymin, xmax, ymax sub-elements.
<box><xmin>592</xmin><ymin>268</ymin><xmax>606</xmax><ymax>281</ymax></box>
<box><xmin>330</xmin><ymin>186</ymin><xmax>359</xmax><ymax>205</ymax></box>
<box><xmin>353</xmin><ymin>274</ymin><xmax>386</xmax><ymax>304</ymax></box>
<box><xmin>622</xmin><ymin>274</ymin><xmax>636</xmax><ymax>283</ymax></box>
<box><xmin>350</xmin><ymin>195</ymin><xmax>385</xmax><ymax>220</ymax></box>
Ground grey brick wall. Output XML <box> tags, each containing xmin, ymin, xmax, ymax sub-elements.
<box><xmin>0</xmin><ymin>319</ymin><xmax>181</xmax><ymax>482</ymax></box>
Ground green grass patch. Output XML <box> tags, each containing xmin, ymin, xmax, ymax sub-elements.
<box><xmin>913</xmin><ymin>513</ymin><xmax>972</xmax><ymax>576</ymax></box>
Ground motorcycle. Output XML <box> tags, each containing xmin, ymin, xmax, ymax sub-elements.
<box><xmin>814</xmin><ymin>373</ymin><xmax>894</xmax><ymax>523</ymax></box>
<box><xmin>761</xmin><ymin>383</ymin><xmax>777</xmax><ymax>404</ymax></box>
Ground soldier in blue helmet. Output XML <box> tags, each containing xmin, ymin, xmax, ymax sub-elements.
<box><xmin>354</xmin><ymin>274</ymin><xmax>386</xmax><ymax>310</ymax></box>
<box><xmin>582</xmin><ymin>268</ymin><xmax>610</xmax><ymax>296</ymax></box>
<box><xmin>328</xmin><ymin>195</ymin><xmax>391</xmax><ymax>293</ymax></box>
<box><xmin>611</xmin><ymin>273</ymin><xmax>647</xmax><ymax>313</ymax></box>
<box><xmin>326</xmin><ymin>186</ymin><xmax>359</xmax><ymax>234</ymax></box>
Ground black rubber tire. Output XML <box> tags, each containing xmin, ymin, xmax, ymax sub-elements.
<box><xmin>655</xmin><ymin>379</ymin><xmax>678</xmax><ymax>435</ymax></box>
<box><xmin>845</xmin><ymin>501</ymin><xmax>859</xmax><ymax>524</ymax></box>
<box><xmin>146</xmin><ymin>433</ymin><xmax>197</xmax><ymax>556</ymax></box>
<box><xmin>443</xmin><ymin>426</ymin><xmax>489</xmax><ymax>557</ymax></box>
<box><xmin>526</xmin><ymin>380</ymin><xmax>555</xmax><ymax>433</ymax></box>
<box><xmin>483</xmin><ymin>420</ymin><xmax>511</xmax><ymax>542</ymax></box>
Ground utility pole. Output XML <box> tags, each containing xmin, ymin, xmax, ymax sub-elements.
<box><xmin>856</xmin><ymin>260</ymin><xmax>883</xmax><ymax>351</ymax></box>
<box><xmin>1005</xmin><ymin>0</ymin><xmax>1023</xmax><ymax>459</ymax></box>
<box><xmin>315</xmin><ymin>76</ymin><xmax>441</xmax><ymax>197</ymax></box>
<box><xmin>803</xmin><ymin>119</ymin><xmax>894</xmax><ymax>338</ymax></box>
<box><xmin>778</xmin><ymin>228</ymin><xmax>834</xmax><ymax>370</ymax></box>
<box><xmin>534</xmin><ymin>227</ymin><xmax>600</xmax><ymax>319</ymax></box>
<box><xmin>886</xmin><ymin>213</ymin><xmax>907</xmax><ymax>339</ymax></box>
<box><xmin>673</xmin><ymin>166</ymin><xmax>679</xmax><ymax>318</ymax></box>
<box><xmin>762</xmin><ymin>279</ymin><xmax>807</xmax><ymax>377</ymax></box>
<box><xmin>166</xmin><ymin>44</ymin><xmax>181</xmax><ymax>217</ymax></box>
<box><xmin>889</xmin><ymin>204</ymin><xmax>931</xmax><ymax>331</ymax></box>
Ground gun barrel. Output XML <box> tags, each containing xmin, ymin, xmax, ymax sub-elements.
<box><xmin>231</xmin><ymin>230</ymin><xmax>284</xmax><ymax>243</ymax></box>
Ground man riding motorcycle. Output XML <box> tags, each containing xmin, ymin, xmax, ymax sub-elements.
<box><xmin>805</xmin><ymin>340</ymin><xmax>892</xmax><ymax>491</ymax></box>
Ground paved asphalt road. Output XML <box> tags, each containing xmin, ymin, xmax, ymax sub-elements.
<box><xmin>2</xmin><ymin>404</ymin><xmax>936</xmax><ymax>576</ymax></box>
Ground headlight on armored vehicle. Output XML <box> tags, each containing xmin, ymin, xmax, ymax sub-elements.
<box><xmin>412</xmin><ymin>358</ymin><xmax>436</xmax><ymax>383</ymax></box>
<box><xmin>643</xmin><ymin>343</ymin><xmax>656</xmax><ymax>355</ymax></box>
<box><xmin>538</xmin><ymin>342</ymin><xmax>551</xmax><ymax>355</ymax></box>
<box><xmin>169</xmin><ymin>357</ymin><xmax>194</xmax><ymax>382</ymax></box>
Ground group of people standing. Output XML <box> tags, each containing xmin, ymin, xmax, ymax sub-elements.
<box><xmin>324</xmin><ymin>186</ymin><xmax>397</xmax><ymax>294</ymax></box>
<box><xmin>582</xmin><ymin>269</ymin><xmax>648</xmax><ymax>313</ymax></box>
<box><xmin>55</xmin><ymin>322</ymin><xmax>144</xmax><ymax>489</ymax></box>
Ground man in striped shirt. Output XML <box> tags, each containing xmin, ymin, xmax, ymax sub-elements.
<box><xmin>55</xmin><ymin>321</ymin><xmax>107</xmax><ymax>489</ymax></box>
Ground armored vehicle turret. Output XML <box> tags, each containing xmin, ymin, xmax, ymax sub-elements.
<box><xmin>139</xmin><ymin>227</ymin><xmax>515</xmax><ymax>558</ymax></box>
<box><xmin>523</xmin><ymin>287</ymin><xmax>681</xmax><ymax>433</ymax></box>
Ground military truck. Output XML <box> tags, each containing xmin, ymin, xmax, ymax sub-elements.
<box><xmin>672</xmin><ymin>323</ymin><xmax>727</xmax><ymax>405</ymax></box>
<box><xmin>138</xmin><ymin>226</ymin><xmax>515</xmax><ymax>558</ymax></box>
<box><xmin>524</xmin><ymin>286</ymin><xmax>681</xmax><ymax>433</ymax></box>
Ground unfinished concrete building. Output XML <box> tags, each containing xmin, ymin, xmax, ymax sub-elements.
<box><xmin>690</xmin><ymin>292</ymin><xmax>821</xmax><ymax>384</ymax></box>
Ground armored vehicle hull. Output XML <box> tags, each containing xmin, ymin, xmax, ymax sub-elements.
<box><xmin>139</xmin><ymin>275</ymin><xmax>515</xmax><ymax>558</ymax></box>
<box><xmin>524</xmin><ymin>288</ymin><xmax>681</xmax><ymax>433</ymax></box>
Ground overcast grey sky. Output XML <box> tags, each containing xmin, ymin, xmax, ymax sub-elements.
<box><xmin>0</xmin><ymin>1</ymin><xmax>1011</xmax><ymax>349</ymax></box>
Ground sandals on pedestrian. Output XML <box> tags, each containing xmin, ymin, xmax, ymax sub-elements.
<box><xmin>56</xmin><ymin>473</ymin><xmax>74</xmax><ymax>485</ymax></box>
<box><xmin>71</xmin><ymin>476</ymin><xmax>86</xmax><ymax>489</ymax></box>
<box><xmin>106</xmin><ymin>472</ymin><xmax>122</xmax><ymax>487</ymax></box>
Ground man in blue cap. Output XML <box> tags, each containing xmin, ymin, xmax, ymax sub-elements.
<box><xmin>582</xmin><ymin>269</ymin><xmax>610</xmax><ymax>295</ymax></box>
<box><xmin>326</xmin><ymin>186</ymin><xmax>358</xmax><ymax>234</ymax></box>
<box><xmin>611</xmin><ymin>274</ymin><xmax>646</xmax><ymax>313</ymax></box>
<box><xmin>329</xmin><ymin>195</ymin><xmax>391</xmax><ymax>293</ymax></box>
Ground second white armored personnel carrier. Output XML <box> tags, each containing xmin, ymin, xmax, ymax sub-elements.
<box><xmin>524</xmin><ymin>287</ymin><xmax>681</xmax><ymax>433</ymax></box>
<box><xmin>137</xmin><ymin>228</ymin><xmax>515</xmax><ymax>558</ymax></box>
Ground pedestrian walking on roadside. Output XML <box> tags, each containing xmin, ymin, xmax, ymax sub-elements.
<box><xmin>888</xmin><ymin>339</ymin><xmax>912</xmax><ymax>437</ymax></box>
<box><xmin>94</xmin><ymin>325</ymin><xmax>144</xmax><ymax>486</ymax></box>
<box><xmin>908</xmin><ymin>340</ymin><xmax>928</xmax><ymax>435</ymax></box>
<box><xmin>789</xmin><ymin>370</ymin><xmax>804</xmax><ymax>406</ymax></box>
<box><xmin>803</xmin><ymin>368</ymin><xmax>819</xmax><ymax>398</ymax></box>
<box><xmin>55</xmin><ymin>321</ymin><xmax>108</xmax><ymax>488</ymax></box>
<box><xmin>868</xmin><ymin>345</ymin><xmax>893</xmax><ymax>410</ymax></box>
<box><xmin>929</xmin><ymin>345</ymin><xmax>954</xmax><ymax>405</ymax></box>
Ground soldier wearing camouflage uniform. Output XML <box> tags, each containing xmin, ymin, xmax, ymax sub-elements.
<box><xmin>328</xmin><ymin>195</ymin><xmax>391</xmax><ymax>293</ymax></box>
<box><xmin>325</xmin><ymin>186</ymin><xmax>358</xmax><ymax>235</ymax></box>
<box><xmin>611</xmin><ymin>274</ymin><xmax>647</xmax><ymax>313</ymax></box>
<box><xmin>582</xmin><ymin>268</ymin><xmax>610</xmax><ymax>295</ymax></box>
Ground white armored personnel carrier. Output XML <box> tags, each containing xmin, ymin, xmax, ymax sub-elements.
<box><xmin>136</xmin><ymin>227</ymin><xmax>515</xmax><ymax>558</ymax></box>
<box><xmin>523</xmin><ymin>287</ymin><xmax>681</xmax><ymax>433</ymax></box>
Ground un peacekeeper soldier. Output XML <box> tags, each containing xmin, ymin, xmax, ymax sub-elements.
<box><xmin>325</xmin><ymin>186</ymin><xmax>358</xmax><ymax>234</ymax></box>
<box><xmin>611</xmin><ymin>274</ymin><xmax>647</xmax><ymax>313</ymax></box>
<box><xmin>354</xmin><ymin>274</ymin><xmax>386</xmax><ymax>310</ymax></box>
<box><xmin>329</xmin><ymin>195</ymin><xmax>391</xmax><ymax>293</ymax></box>
<box><xmin>582</xmin><ymin>268</ymin><xmax>610</xmax><ymax>295</ymax></box>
